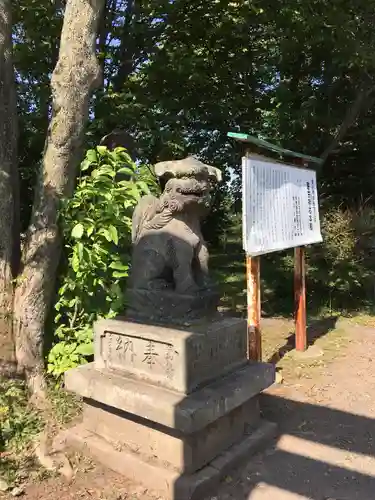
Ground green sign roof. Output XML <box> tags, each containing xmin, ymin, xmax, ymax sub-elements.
<box><xmin>227</xmin><ymin>132</ymin><xmax>323</xmax><ymax>167</ymax></box>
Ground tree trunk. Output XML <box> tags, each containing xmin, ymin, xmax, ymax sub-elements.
<box><xmin>0</xmin><ymin>0</ymin><xmax>19</xmax><ymax>376</ymax></box>
<box><xmin>13</xmin><ymin>0</ymin><xmax>105</xmax><ymax>397</ymax></box>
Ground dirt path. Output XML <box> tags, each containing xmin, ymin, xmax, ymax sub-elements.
<box><xmin>17</xmin><ymin>318</ymin><xmax>375</xmax><ymax>500</ymax></box>
<box><xmin>218</xmin><ymin>320</ymin><xmax>375</xmax><ymax>500</ymax></box>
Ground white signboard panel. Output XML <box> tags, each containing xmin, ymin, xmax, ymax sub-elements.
<box><xmin>242</xmin><ymin>155</ymin><xmax>322</xmax><ymax>256</ymax></box>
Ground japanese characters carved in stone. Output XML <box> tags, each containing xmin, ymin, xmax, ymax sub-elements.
<box><xmin>127</xmin><ymin>156</ymin><xmax>222</xmax><ymax>323</ymax></box>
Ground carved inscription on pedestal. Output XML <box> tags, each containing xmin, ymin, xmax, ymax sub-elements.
<box><xmin>189</xmin><ymin>325</ymin><xmax>247</xmax><ymax>383</ymax></box>
<box><xmin>95</xmin><ymin>318</ymin><xmax>247</xmax><ymax>393</ymax></box>
<box><xmin>102</xmin><ymin>331</ymin><xmax>179</xmax><ymax>382</ymax></box>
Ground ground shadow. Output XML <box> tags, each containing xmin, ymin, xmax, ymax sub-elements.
<box><xmin>260</xmin><ymin>393</ymin><xmax>374</xmax><ymax>456</ymax></box>
<box><xmin>241</xmin><ymin>393</ymin><xmax>375</xmax><ymax>499</ymax></box>
<box><xmin>267</xmin><ymin>315</ymin><xmax>338</xmax><ymax>364</ymax></box>
<box><xmin>170</xmin><ymin>377</ymin><xmax>375</xmax><ymax>500</ymax></box>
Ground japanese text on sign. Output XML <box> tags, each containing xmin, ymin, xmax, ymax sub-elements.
<box><xmin>242</xmin><ymin>156</ymin><xmax>322</xmax><ymax>256</ymax></box>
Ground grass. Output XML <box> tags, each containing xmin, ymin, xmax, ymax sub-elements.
<box><xmin>0</xmin><ymin>378</ymin><xmax>81</xmax><ymax>491</ymax></box>
<box><xmin>47</xmin><ymin>383</ymin><xmax>82</xmax><ymax>426</ymax></box>
<box><xmin>259</xmin><ymin>316</ymin><xmax>353</xmax><ymax>383</ymax></box>
<box><xmin>0</xmin><ymin>378</ymin><xmax>43</xmax><ymax>488</ymax></box>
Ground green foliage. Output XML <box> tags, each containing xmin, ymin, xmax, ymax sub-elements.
<box><xmin>14</xmin><ymin>0</ymin><xmax>375</xmax><ymax>248</ymax></box>
<box><xmin>47</xmin><ymin>147</ymin><xmax>150</xmax><ymax>376</ymax></box>
<box><xmin>306</xmin><ymin>205</ymin><xmax>375</xmax><ymax>313</ymax></box>
<box><xmin>212</xmin><ymin>205</ymin><xmax>375</xmax><ymax>317</ymax></box>
<box><xmin>202</xmin><ymin>184</ymin><xmax>233</xmax><ymax>248</ymax></box>
<box><xmin>13</xmin><ymin>0</ymin><xmax>64</xmax><ymax>229</ymax></box>
<box><xmin>0</xmin><ymin>379</ymin><xmax>42</xmax><ymax>453</ymax></box>
<box><xmin>12</xmin><ymin>0</ymin><xmax>375</xmax><ymax>215</ymax></box>
<box><xmin>0</xmin><ymin>378</ymin><xmax>43</xmax><ymax>487</ymax></box>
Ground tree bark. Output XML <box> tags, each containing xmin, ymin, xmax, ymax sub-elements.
<box><xmin>0</xmin><ymin>0</ymin><xmax>19</xmax><ymax>376</ymax></box>
<box><xmin>13</xmin><ymin>0</ymin><xmax>105</xmax><ymax>396</ymax></box>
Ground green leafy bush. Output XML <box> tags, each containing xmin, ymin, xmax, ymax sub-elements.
<box><xmin>262</xmin><ymin>205</ymin><xmax>375</xmax><ymax>315</ymax></box>
<box><xmin>48</xmin><ymin>146</ymin><xmax>153</xmax><ymax>376</ymax></box>
<box><xmin>306</xmin><ymin>205</ymin><xmax>375</xmax><ymax>313</ymax></box>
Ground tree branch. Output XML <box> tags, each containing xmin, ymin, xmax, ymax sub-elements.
<box><xmin>321</xmin><ymin>82</ymin><xmax>374</xmax><ymax>163</ymax></box>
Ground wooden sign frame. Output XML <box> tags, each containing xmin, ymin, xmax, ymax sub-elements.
<box><xmin>228</xmin><ymin>132</ymin><xmax>323</xmax><ymax>360</ymax></box>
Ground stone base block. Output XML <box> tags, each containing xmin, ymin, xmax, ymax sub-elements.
<box><xmin>55</xmin><ymin>420</ymin><xmax>277</xmax><ymax>500</ymax></box>
<box><xmin>63</xmin><ymin>357</ymin><xmax>276</xmax><ymax>497</ymax></box>
<box><xmin>82</xmin><ymin>396</ymin><xmax>260</xmax><ymax>473</ymax></box>
<box><xmin>94</xmin><ymin>315</ymin><xmax>247</xmax><ymax>394</ymax></box>
<box><xmin>65</xmin><ymin>362</ymin><xmax>275</xmax><ymax>433</ymax></box>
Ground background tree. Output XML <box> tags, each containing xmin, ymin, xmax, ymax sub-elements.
<box><xmin>0</xmin><ymin>0</ymin><xmax>18</xmax><ymax>376</ymax></box>
<box><xmin>0</xmin><ymin>0</ymin><xmax>105</xmax><ymax>397</ymax></box>
<box><xmin>14</xmin><ymin>0</ymin><xmax>105</xmax><ymax>397</ymax></box>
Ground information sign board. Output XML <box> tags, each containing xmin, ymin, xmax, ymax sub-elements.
<box><xmin>242</xmin><ymin>155</ymin><xmax>322</xmax><ymax>256</ymax></box>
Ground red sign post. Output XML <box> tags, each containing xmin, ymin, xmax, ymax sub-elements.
<box><xmin>292</xmin><ymin>157</ymin><xmax>308</xmax><ymax>352</ymax></box>
<box><xmin>246</xmin><ymin>255</ymin><xmax>261</xmax><ymax>360</ymax></box>
<box><xmin>294</xmin><ymin>246</ymin><xmax>307</xmax><ymax>352</ymax></box>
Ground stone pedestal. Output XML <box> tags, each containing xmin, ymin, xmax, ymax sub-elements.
<box><xmin>60</xmin><ymin>317</ymin><xmax>276</xmax><ymax>499</ymax></box>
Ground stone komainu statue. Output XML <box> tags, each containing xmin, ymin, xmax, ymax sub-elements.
<box><xmin>127</xmin><ymin>156</ymin><xmax>222</xmax><ymax>323</ymax></box>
